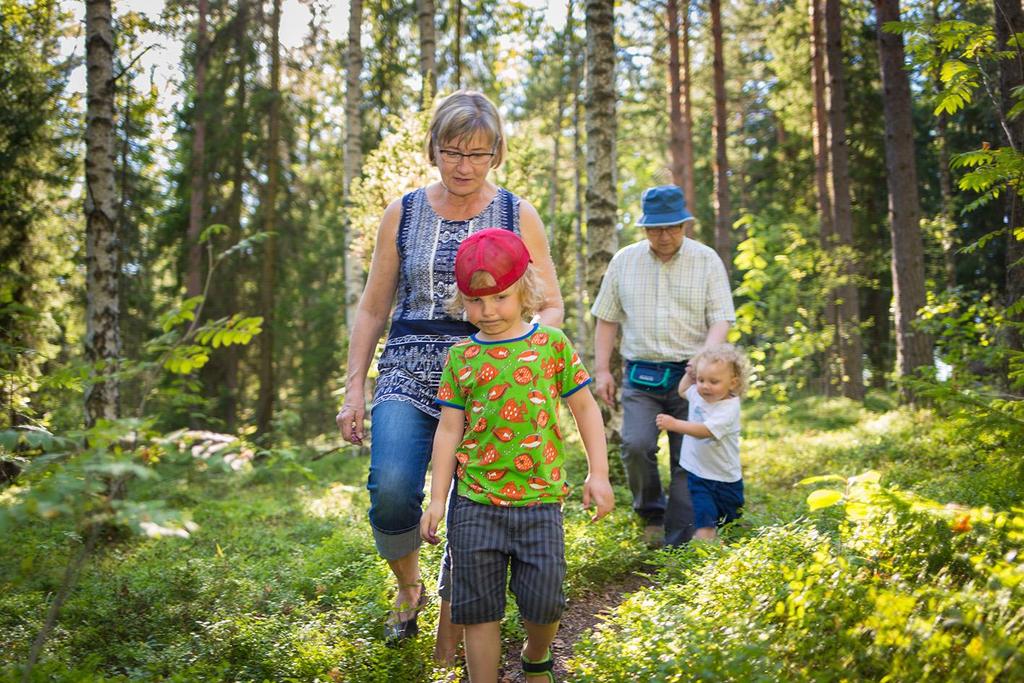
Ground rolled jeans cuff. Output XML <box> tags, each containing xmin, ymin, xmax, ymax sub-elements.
<box><xmin>372</xmin><ymin>523</ymin><xmax>422</xmax><ymax>561</ymax></box>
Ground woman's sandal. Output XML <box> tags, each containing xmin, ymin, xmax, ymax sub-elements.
<box><xmin>521</xmin><ymin>649</ymin><xmax>556</xmax><ymax>682</ymax></box>
<box><xmin>384</xmin><ymin>581</ymin><xmax>428</xmax><ymax>645</ymax></box>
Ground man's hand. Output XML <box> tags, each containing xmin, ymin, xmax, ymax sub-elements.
<box><xmin>420</xmin><ymin>501</ymin><xmax>446</xmax><ymax>544</ymax></box>
<box><xmin>582</xmin><ymin>475</ymin><xmax>615</xmax><ymax>522</ymax></box>
<box><xmin>593</xmin><ymin>370</ymin><xmax>617</xmax><ymax>407</ymax></box>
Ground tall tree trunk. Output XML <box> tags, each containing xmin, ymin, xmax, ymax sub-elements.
<box><xmin>667</xmin><ymin>0</ymin><xmax>685</xmax><ymax>192</ymax></box>
<box><xmin>824</xmin><ymin>0</ymin><xmax>865</xmax><ymax>400</ymax></box>
<box><xmin>932</xmin><ymin>0</ymin><xmax>957</xmax><ymax>290</ymax></box>
<box><xmin>709</xmin><ymin>0</ymin><xmax>731</xmax><ymax>270</ymax></box>
<box><xmin>585</xmin><ymin>0</ymin><xmax>619</xmax><ymax>441</ymax></box>
<box><xmin>417</xmin><ymin>0</ymin><xmax>436</xmax><ymax>105</ymax></box>
<box><xmin>185</xmin><ymin>0</ymin><xmax>209</xmax><ymax>299</ymax></box>
<box><xmin>875</xmin><ymin>0</ymin><xmax>932</xmax><ymax>394</ymax></box>
<box><xmin>343</xmin><ymin>0</ymin><xmax>364</xmax><ymax>331</ymax></box>
<box><xmin>680</xmin><ymin>2</ymin><xmax>696</xmax><ymax>217</ymax></box>
<box><xmin>454</xmin><ymin>0</ymin><xmax>462</xmax><ymax>90</ymax></box>
<box><xmin>256</xmin><ymin>0</ymin><xmax>282</xmax><ymax>434</ymax></box>
<box><xmin>84</xmin><ymin>0</ymin><xmax>121</xmax><ymax>427</ymax></box>
<box><xmin>995</xmin><ymin>0</ymin><xmax>1024</xmax><ymax>352</ymax></box>
<box><xmin>810</xmin><ymin>0</ymin><xmax>837</xmax><ymax>395</ymax></box>
<box><xmin>570</xmin><ymin>0</ymin><xmax>587</xmax><ymax>348</ymax></box>
<box><xmin>222</xmin><ymin>0</ymin><xmax>250</xmax><ymax>432</ymax></box>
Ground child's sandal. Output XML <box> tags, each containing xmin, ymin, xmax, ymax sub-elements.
<box><xmin>521</xmin><ymin>649</ymin><xmax>555</xmax><ymax>682</ymax></box>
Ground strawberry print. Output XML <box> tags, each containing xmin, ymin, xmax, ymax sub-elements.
<box><xmin>456</xmin><ymin>451</ymin><xmax>469</xmax><ymax>464</ymax></box>
<box><xmin>438</xmin><ymin>383</ymin><xmax>455</xmax><ymax>401</ymax></box>
<box><xmin>553</xmin><ymin>341</ymin><xmax>565</xmax><ymax>352</ymax></box>
<box><xmin>573</xmin><ymin>369</ymin><xmax>588</xmax><ymax>384</ymax></box>
<box><xmin>513</xmin><ymin>366</ymin><xmax>535</xmax><ymax>385</ymax></box>
<box><xmin>541</xmin><ymin>357</ymin><xmax>558</xmax><ymax>379</ymax></box>
<box><xmin>499</xmin><ymin>399</ymin><xmax>528</xmax><ymax>422</ymax></box>
<box><xmin>477</xmin><ymin>362</ymin><xmax>498</xmax><ymax>384</ymax></box>
<box><xmin>463</xmin><ymin>345</ymin><xmax>481</xmax><ymax>359</ymax></box>
<box><xmin>479</xmin><ymin>443</ymin><xmax>500</xmax><ymax>465</ymax></box>
<box><xmin>499</xmin><ymin>482</ymin><xmax>525</xmax><ymax>500</ymax></box>
<box><xmin>543</xmin><ymin>441</ymin><xmax>558</xmax><ymax>464</ymax></box>
<box><xmin>550</xmin><ymin>467</ymin><xmax>561</xmax><ymax>481</ymax></box>
<box><xmin>456</xmin><ymin>464</ymin><xmax>466</xmax><ymax>479</ymax></box>
<box><xmin>471</xmin><ymin>416</ymin><xmax>488</xmax><ymax>432</ymax></box>
<box><xmin>555</xmin><ymin>357</ymin><xmax>566</xmax><ymax>372</ymax></box>
<box><xmin>535</xmin><ymin>409</ymin><xmax>550</xmax><ymax>428</ymax></box>
<box><xmin>486</xmin><ymin>346</ymin><xmax>510</xmax><ymax>359</ymax></box>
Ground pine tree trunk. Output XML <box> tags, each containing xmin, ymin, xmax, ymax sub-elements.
<box><xmin>84</xmin><ymin>0</ymin><xmax>121</xmax><ymax>427</ymax></box>
<box><xmin>255</xmin><ymin>0</ymin><xmax>282</xmax><ymax>434</ymax></box>
<box><xmin>585</xmin><ymin>0</ymin><xmax>620</xmax><ymax>442</ymax></box>
<box><xmin>680</xmin><ymin>3</ymin><xmax>696</xmax><ymax>217</ymax></box>
<box><xmin>710</xmin><ymin>0</ymin><xmax>731</xmax><ymax>270</ymax></box>
<box><xmin>185</xmin><ymin>0</ymin><xmax>208</xmax><ymax>299</ymax></box>
<box><xmin>343</xmin><ymin>0</ymin><xmax>364</xmax><ymax>331</ymax></box>
<box><xmin>810</xmin><ymin>0</ymin><xmax>837</xmax><ymax>395</ymax></box>
<box><xmin>417</xmin><ymin>0</ymin><xmax>436</xmax><ymax>105</ymax></box>
<box><xmin>667</xmin><ymin>0</ymin><xmax>685</xmax><ymax>192</ymax></box>
<box><xmin>570</xmin><ymin>0</ymin><xmax>587</xmax><ymax>349</ymax></box>
<box><xmin>995</xmin><ymin>0</ymin><xmax>1024</xmax><ymax>352</ymax></box>
<box><xmin>875</xmin><ymin>0</ymin><xmax>932</xmax><ymax>393</ymax></box>
<box><xmin>222</xmin><ymin>0</ymin><xmax>249</xmax><ymax>432</ymax></box>
<box><xmin>824</xmin><ymin>0</ymin><xmax>864</xmax><ymax>400</ymax></box>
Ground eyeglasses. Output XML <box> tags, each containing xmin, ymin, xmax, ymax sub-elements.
<box><xmin>645</xmin><ymin>226</ymin><xmax>685</xmax><ymax>236</ymax></box>
<box><xmin>437</xmin><ymin>148</ymin><xmax>496</xmax><ymax>166</ymax></box>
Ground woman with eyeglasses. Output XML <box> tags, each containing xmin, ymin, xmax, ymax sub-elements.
<box><xmin>336</xmin><ymin>90</ymin><xmax>563</xmax><ymax>663</ymax></box>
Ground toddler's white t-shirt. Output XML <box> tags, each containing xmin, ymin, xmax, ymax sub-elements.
<box><xmin>679</xmin><ymin>384</ymin><xmax>742</xmax><ymax>482</ymax></box>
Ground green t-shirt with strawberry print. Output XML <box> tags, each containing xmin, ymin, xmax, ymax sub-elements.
<box><xmin>436</xmin><ymin>323</ymin><xmax>592</xmax><ymax>507</ymax></box>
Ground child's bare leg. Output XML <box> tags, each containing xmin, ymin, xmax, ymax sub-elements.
<box><xmin>433</xmin><ymin>599</ymin><xmax>464</xmax><ymax>665</ymax></box>
<box><xmin>693</xmin><ymin>526</ymin><xmax>718</xmax><ymax>541</ymax></box>
<box><xmin>522</xmin><ymin>619</ymin><xmax>559</xmax><ymax>682</ymax></box>
<box><xmin>464</xmin><ymin>621</ymin><xmax>501</xmax><ymax>683</ymax></box>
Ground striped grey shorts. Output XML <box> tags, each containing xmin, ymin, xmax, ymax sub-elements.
<box><xmin>444</xmin><ymin>495</ymin><xmax>566</xmax><ymax>625</ymax></box>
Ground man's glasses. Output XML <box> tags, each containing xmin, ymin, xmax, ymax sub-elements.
<box><xmin>437</xmin><ymin>148</ymin><xmax>496</xmax><ymax>166</ymax></box>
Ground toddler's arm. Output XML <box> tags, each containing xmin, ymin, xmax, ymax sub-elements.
<box><xmin>677</xmin><ymin>372</ymin><xmax>694</xmax><ymax>398</ymax></box>
<box><xmin>566</xmin><ymin>387</ymin><xmax>615</xmax><ymax>521</ymax></box>
<box><xmin>655</xmin><ymin>413</ymin><xmax>712</xmax><ymax>438</ymax></box>
<box><xmin>420</xmin><ymin>406</ymin><xmax>465</xmax><ymax>544</ymax></box>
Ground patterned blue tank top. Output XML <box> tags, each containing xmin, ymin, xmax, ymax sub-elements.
<box><xmin>373</xmin><ymin>186</ymin><xmax>521</xmax><ymax>418</ymax></box>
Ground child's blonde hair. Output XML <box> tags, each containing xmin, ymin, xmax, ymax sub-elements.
<box><xmin>691</xmin><ymin>343</ymin><xmax>751</xmax><ymax>397</ymax></box>
<box><xmin>445</xmin><ymin>263</ymin><xmax>546</xmax><ymax>319</ymax></box>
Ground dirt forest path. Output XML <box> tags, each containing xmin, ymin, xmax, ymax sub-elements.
<box><xmin>496</xmin><ymin>572</ymin><xmax>653</xmax><ymax>682</ymax></box>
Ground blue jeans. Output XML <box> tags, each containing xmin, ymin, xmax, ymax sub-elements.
<box><xmin>367</xmin><ymin>400</ymin><xmax>438</xmax><ymax>560</ymax></box>
<box><xmin>620</xmin><ymin>384</ymin><xmax>695</xmax><ymax>546</ymax></box>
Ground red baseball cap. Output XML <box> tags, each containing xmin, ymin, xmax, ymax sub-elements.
<box><xmin>455</xmin><ymin>228</ymin><xmax>532</xmax><ymax>296</ymax></box>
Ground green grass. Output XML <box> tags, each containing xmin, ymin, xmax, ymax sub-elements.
<box><xmin>3</xmin><ymin>394</ymin><xmax>1021</xmax><ymax>681</ymax></box>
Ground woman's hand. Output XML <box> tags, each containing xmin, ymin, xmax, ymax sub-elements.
<box><xmin>336</xmin><ymin>397</ymin><xmax>366</xmax><ymax>444</ymax></box>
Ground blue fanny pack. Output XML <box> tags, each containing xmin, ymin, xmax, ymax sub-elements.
<box><xmin>625</xmin><ymin>359</ymin><xmax>688</xmax><ymax>392</ymax></box>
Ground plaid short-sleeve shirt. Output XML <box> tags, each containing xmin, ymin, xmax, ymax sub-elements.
<box><xmin>590</xmin><ymin>238</ymin><xmax>735</xmax><ymax>361</ymax></box>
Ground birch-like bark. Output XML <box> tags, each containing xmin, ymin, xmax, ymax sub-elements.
<box><xmin>84</xmin><ymin>0</ymin><xmax>121</xmax><ymax>426</ymax></box>
<box><xmin>417</xmin><ymin>0</ymin><xmax>436</xmax><ymax>105</ymax></box>
<box><xmin>343</xmin><ymin>0</ymin><xmax>364</xmax><ymax>331</ymax></box>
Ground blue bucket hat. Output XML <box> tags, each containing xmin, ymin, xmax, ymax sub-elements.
<box><xmin>637</xmin><ymin>185</ymin><xmax>694</xmax><ymax>227</ymax></box>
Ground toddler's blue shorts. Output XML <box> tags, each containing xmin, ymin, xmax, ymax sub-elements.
<box><xmin>686</xmin><ymin>470</ymin><xmax>744</xmax><ymax>529</ymax></box>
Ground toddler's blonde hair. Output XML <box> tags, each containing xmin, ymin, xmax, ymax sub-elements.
<box><xmin>691</xmin><ymin>343</ymin><xmax>751</xmax><ymax>397</ymax></box>
<box><xmin>445</xmin><ymin>263</ymin><xmax>546</xmax><ymax>320</ymax></box>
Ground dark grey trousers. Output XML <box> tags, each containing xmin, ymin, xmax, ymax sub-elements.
<box><xmin>620</xmin><ymin>385</ymin><xmax>695</xmax><ymax>546</ymax></box>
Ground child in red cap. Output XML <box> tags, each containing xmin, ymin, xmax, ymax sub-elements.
<box><xmin>421</xmin><ymin>228</ymin><xmax>614</xmax><ymax>682</ymax></box>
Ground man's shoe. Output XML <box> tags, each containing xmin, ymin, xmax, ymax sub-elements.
<box><xmin>643</xmin><ymin>524</ymin><xmax>664</xmax><ymax>549</ymax></box>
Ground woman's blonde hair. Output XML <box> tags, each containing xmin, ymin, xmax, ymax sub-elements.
<box><xmin>691</xmin><ymin>343</ymin><xmax>751</xmax><ymax>397</ymax></box>
<box><xmin>446</xmin><ymin>263</ymin><xmax>545</xmax><ymax>320</ymax></box>
<box><xmin>426</xmin><ymin>90</ymin><xmax>507</xmax><ymax>168</ymax></box>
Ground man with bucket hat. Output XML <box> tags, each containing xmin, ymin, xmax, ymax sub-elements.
<box><xmin>591</xmin><ymin>185</ymin><xmax>735</xmax><ymax>548</ymax></box>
